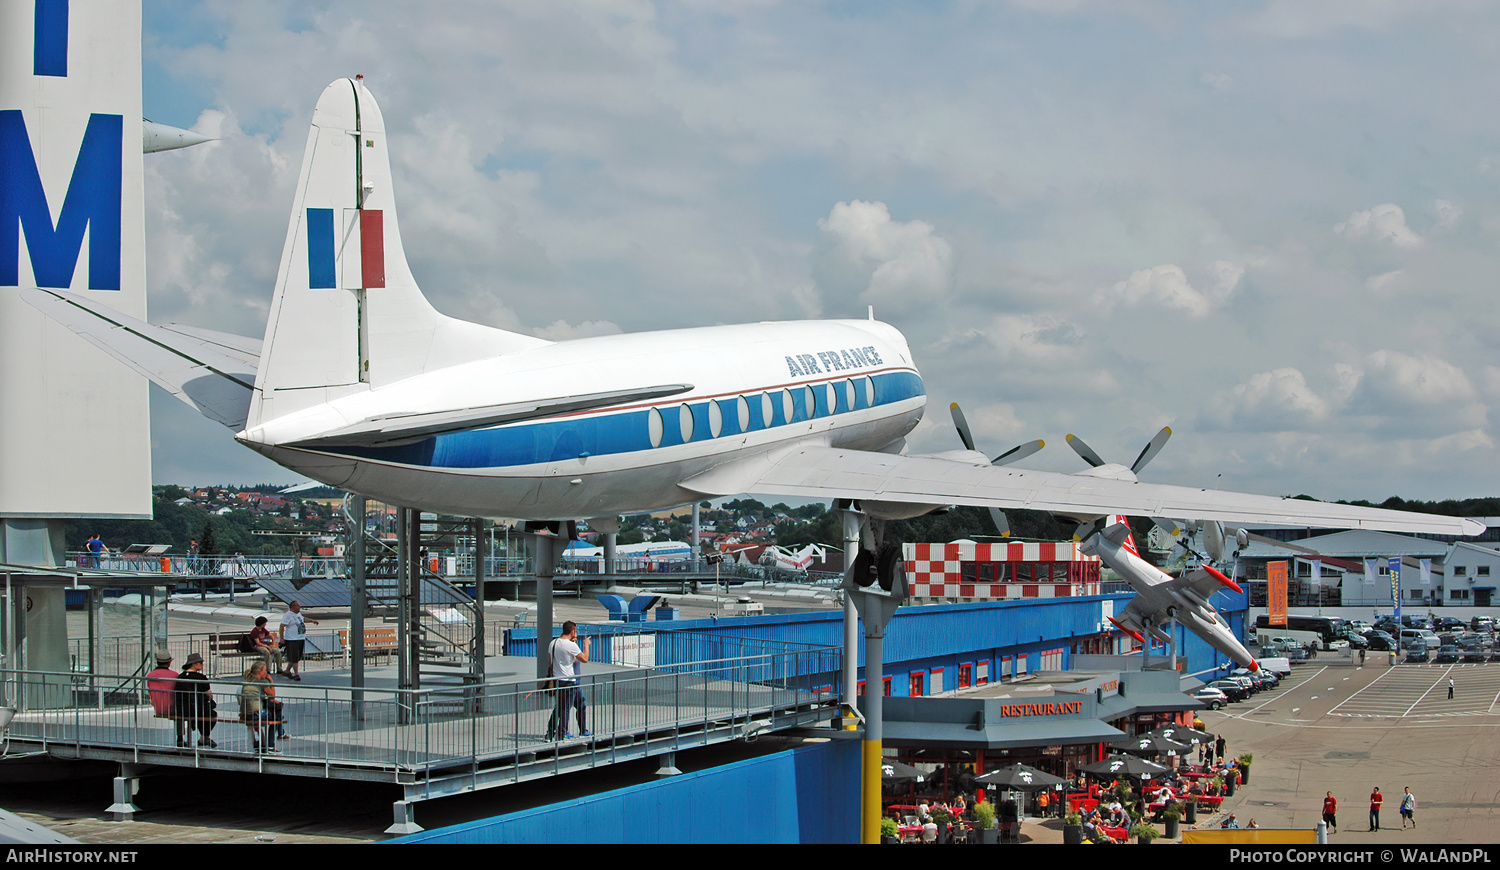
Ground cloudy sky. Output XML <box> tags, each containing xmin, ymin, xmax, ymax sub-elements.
<box><xmin>138</xmin><ymin>0</ymin><xmax>1500</xmax><ymax>504</ymax></box>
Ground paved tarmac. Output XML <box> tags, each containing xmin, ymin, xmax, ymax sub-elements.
<box><xmin>1015</xmin><ymin>656</ymin><xmax>1500</xmax><ymax>844</ymax></box>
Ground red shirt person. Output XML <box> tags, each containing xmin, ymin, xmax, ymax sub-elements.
<box><xmin>1369</xmin><ymin>787</ymin><xmax>1383</xmax><ymax>831</ymax></box>
<box><xmin>1321</xmin><ymin>792</ymin><xmax>1338</xmax><ymax>833</ymax></box>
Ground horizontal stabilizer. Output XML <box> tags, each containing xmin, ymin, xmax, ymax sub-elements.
<box><xmin>22</xmin><ymin>288</ymin><xmax>257</xmax><ymax>430</ymax></box>
<box><xmin>1100</xmin><ymin>521</ymin><xmax>1134</xmax><ymax>548</ymax></box>
<box><xmin>286</xmin><ymin>384</ymin><xmax>695</xmax><ymax>448</ymax></box>
<box><xmin>156</xmin><ymin>324</ymin><xmax>262</xmax><ymax>367</ymax></box>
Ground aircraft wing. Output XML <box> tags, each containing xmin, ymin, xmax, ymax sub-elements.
<box><xmin>21</xmin><ymin>288</ymin><xmax>258</xmax><ymax>430</ymax></box>
<box><xmin>1177</xmin><ymin>566</ymin><xmax>1239</xmax><ymax>602</ymax></box>
<box><xmin>683</xmin><ymin>444</ymin><xmax>1483</xmax><ymax>536</ymax></box>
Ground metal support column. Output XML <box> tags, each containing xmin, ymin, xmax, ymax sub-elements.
<box><xmin>533</xmin><ymin>532</ymin><xmax>561</xmax><ymax>679</ymax></box>
<box><xmin>350</xmin><ymin>494</ymin><xmax>367</xmax><ymax>723</ymax></box>
<box><xmin>387</xmin><ymin>798</ymin><xmax>422</xmax><ymax>836</ymax></box>
<box><xmin>469</xmin><ymin>517</ymin><xmax>485</xmax><ymax>715</ymax></box>
<box><xmin>106</xmin><ymin>763</ymin><xmax>147</xmax><ymax>821</ymax></box>
<box><xmin>842</xmin><ymin>519</ymin><xmax>907</xmax><ymax>846</ymax></box>
<box><xmin>841</xmin><ymin>506</ymin><xmax>863</xmax><ymax>729</ymax></box>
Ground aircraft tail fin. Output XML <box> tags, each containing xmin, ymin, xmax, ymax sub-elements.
<box><xmin>249</xmin><ymin>78</ymin><xmax>547</xmax><ymax>429</ymax></box>
<box><xmin>1109</xmin><ymin>514</ymin><xmax>1140</xmax><ymax>556</ymax></box>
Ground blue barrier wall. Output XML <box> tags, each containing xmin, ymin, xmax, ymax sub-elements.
<box><xmin>507</xmin><ymin>590</ymin><xmax>1252</xmax><ymax>695</ymax></box>
<box><xmin>388</xmin><ymin>740</ymin><xmax>860</xmax><ymax>844</ymax></box>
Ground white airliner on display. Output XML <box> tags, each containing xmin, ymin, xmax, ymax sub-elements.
<box><xmin>761</xmin><ymin>543</ymin><xmax>833</xmax><ymax>576</ymax></box>
<box><xmin>24</xmin><ymin>78</ymin><xmax>1483</xmax><ymax>556</ymax></box>
<box><xmin>1085</xmin><ymin>517</ymin><xmax>1260</xmax><ymax>670</ymax></box>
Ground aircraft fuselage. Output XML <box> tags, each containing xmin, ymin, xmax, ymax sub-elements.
<box><xmin>238</xmin><ymin>318</ymin><xmax>925</xmax><ymax>519</ymax></box>
<box><xmin>1086</xmin><ymin>528</ymin><xmax>1257</xmax><ymax>669</ymax></box>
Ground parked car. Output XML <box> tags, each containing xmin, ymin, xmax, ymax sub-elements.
<box><xmin>1471</xmin><ymin>616</ymin><xmax>1495</xmax><ymax>632</ymax></box>
<box><xmin>1257</xmin><ymin>657</ymin><xmax>1293</xmax><ymax>678</ymax></box>
<box><xmin>1458</xmin><ymin>635</ymin><xmax>1488</xmax><ymax>663</ymax></box>
<box><xmin>1283</xmin><ymin>646</ymin><xmax>1309</xmax><ymax>662</ymax></box>
<box><xmin>1259</xmin><ymin>636</ymin><xmax>1300</xmax><ymax>654</ymax></box>
<box><xmin>1206</xmin><ymin>679</ymin><xmax>1249</xmax><ymax>702</ymax></box>
<box><xmin>1435</xmin><ymin>643</ymin><xmax>1462</xmax><ymax>664</ymax></box>
<box><xmin>1193</xmin><ymin>687</ymin><xmax>1229</xmax><ymax>710</ymax></box>
<box><xmin>1338</xmin><ymin>631</ymin><xmax>1369</xmax><ymax>650</ymax></box>
<box><xmin>1233</xmin><ymin>667</ymin><xmax>1277</xmax><ymax>690</ymax></box>
<box><xmin>1363</xmin><ymin>630</ymin><xmax>1397</xmax><ymax>651</ymax></box>
<box><xmin>1435</xmin><ymin>617</ymin><xmax>1467</xmax><ymax>634</ymax></box>
<box><xmin>1404</xmin><ymin>639</ymin><xmax>1430</xmax><ymax>663</ymax></box>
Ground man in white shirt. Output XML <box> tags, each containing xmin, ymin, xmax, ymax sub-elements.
<box><xmin>1400</xmin><ymin>787</ymin><xmax>1416</xmax><ymax>829</ymax></box>
<box><xmin>278</xmin><ymin>600</ymin><xmax>319</xmax><ymax>681</ymax></box>
<box><xmin>545</xmin><ymin>621</ymin><xmax>591</xmax><ymax>740</ymax></box>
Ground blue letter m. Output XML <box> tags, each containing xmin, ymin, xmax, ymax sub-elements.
<box><xmin>0</xmin><ymin>110</ymin><xmax>122</xmax><ymax>290</ymax></box>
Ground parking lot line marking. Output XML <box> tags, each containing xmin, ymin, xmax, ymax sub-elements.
<box><xmin>1401</xmin><ymin>665</ymin><xmax>1455</xmax><ymax>717</ymax></box>
<box><xmin>1328</xmin><ymin>663</ymin><xmax>1397</xmax><ymax>716</ymax></box>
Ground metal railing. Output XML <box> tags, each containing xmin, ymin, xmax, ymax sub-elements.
<box><xmin>64</xmin><ymin>551</ymin><xmax>844</xmax><ymax>588</ymax></box>
<box><xmin>1</xmin><ymin>642</ymin><xmax>841</xmax><ymax>777</ymax></box>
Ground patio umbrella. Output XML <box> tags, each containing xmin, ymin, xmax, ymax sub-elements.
<box><xmin>1079</xmin><ymin>754</ymin><xmax>1171</xmax><ymax>781</ymax></box>
<box><xmin>1110</xmin><ymin>733</ymin><xmax>1192</xmax><ymax>757</ymax></box>
<box><xmin>973</xmin><ymin>763</ymin><xmax>1066</xmax><ymax>791</ymax></box>
<box><xmin>1148</xmin><ymin>724</ymin><xmax>1214</xmax><ymax>746</ymax></box>
<box><xmin>881</xmin><ymin>759</ymin><xmax>928</xmax><ymax>785</ymax></box>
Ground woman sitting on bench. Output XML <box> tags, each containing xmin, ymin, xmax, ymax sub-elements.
<box><xmin>239</xmin><ymin>662</ymin><xmax>285</xmax><ymax>754</ymax></box>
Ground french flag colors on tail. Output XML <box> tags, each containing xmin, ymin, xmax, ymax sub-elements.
<box><xmin>307</xmin><ymin>207</ymin><xmax>384</xmax><ymax>290</ymax></box>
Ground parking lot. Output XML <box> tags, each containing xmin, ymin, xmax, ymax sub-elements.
<box><xmin>1195</xmin><ymin>655</ymin><xmax>1500</xmax><ymax>843</ymax></box>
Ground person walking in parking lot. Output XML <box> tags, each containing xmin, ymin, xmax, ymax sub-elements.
<box><xmin>1322</xmin><ymin>791</ymin><xmax>1338</xmax><ymax>834</ymax></box>
<box><xmin>1369</xmin><ymin>786</ymin><xmax>1383</xmax><ymax>831</ymax></box>
<box><xmin>1448</xmin><ymin>678</ymin><xmax>1455</xmax><ymax>699</ymax></box>
<box><xmin>1400</xmin><ymin>787</ymin><xmax>1416</xmax><ymax>829</ymax></box>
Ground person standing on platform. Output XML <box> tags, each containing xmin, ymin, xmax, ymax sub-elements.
<box><xmin>278</xmin><ymin>600</ymin><xmax>318</xmax><ymax>681</ymax></box>
<box><xmin>545</xmin><ymin>621</ymin><xmax>591</xmax><ymax>740</ymax></box>
<box><xmin>1369</xmin><ymin>786</ymin><xmax>1383</xmax><ymax>831</ymax></box>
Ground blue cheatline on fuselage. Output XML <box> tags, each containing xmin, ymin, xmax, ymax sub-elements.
<box><xmin>326</xmin><ymin>370</ymin><xmax>924</xmax><ymax>470</ymax></box>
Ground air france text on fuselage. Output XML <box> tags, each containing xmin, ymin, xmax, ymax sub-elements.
<box><xmin>785</xmin><ymin>347</ymin><xmax>883</xmax><ymax>378</ymax></box>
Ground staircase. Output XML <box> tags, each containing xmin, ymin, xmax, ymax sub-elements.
<box><xmin>342</xmin><ymin>498</ymin><xmax>486</xmax><ymax>714</ymax></box>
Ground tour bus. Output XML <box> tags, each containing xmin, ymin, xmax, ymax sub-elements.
<box><xmin>1253</xmin><ymin>615</ymin><xmax>1352</xmax><ymax>652</ymax></box>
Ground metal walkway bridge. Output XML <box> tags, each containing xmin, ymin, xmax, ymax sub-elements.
<box><xmin>1</xmin><ymin>646</ymin><xmax>842</xmax><ymax>833</ymax></box>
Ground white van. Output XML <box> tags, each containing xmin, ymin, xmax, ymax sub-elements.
<box><xmin>1399</xmin><ymin>629</ymin><xmax>1438</xmax><ymax>651</ymax></box>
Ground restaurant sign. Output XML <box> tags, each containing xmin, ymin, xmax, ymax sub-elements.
<box><xmin>998</xmin><ymin>700</ymin><xmax>1084</xmax><ymax>718</ymax></box>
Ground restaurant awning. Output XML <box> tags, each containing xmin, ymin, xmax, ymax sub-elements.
<box><xmin>883</xmin><ymin>714</ymin><xmax>1125</xmax><ymax>750</ymax></box>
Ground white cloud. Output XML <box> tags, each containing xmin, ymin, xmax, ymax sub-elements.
<box><xmin>1352</xmin><ymin>350</ymin><xmax>1475</xmax><ymax>407</ymax></box>
<box><xmin>531</xmin><ymin>319</ymin><xmax>625</xmax><ymax>341</ymax></box>
<box><xmin>1430</xmin><ymin>199</ymin><xmax>1462</xmax><ymax>233</ymax></box>
<box><xmin>1334</xmin><ymin>204</ymin><xmax>1422</xmax><ymax>248</ymax></box>
<box><xmin>1101</xmin><ymin>260</ymin><xmax>1242</xmax><ymax>318</ymax></box>
<box><xmin>1200</xmin><ymin>71</ymin><xmax>1233</xmax><ymax>91</ymax></box>
<box><xmin>1211</xmin><ymin>367</ymin><xmax>1330</xmax><ymax>432</ymax></box>
<box><xmin>817</xmin><ymin>200</ymin><xmax>954</xmax><ymax>313</ymax></box>
<box><xmin>1363</xmin><ymin>269</ymin><xmax>1406</xmax><ymax>294</ymax></box>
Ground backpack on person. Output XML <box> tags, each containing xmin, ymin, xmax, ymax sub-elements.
<box><xmin>237</xmin><ymin>633</ymin><xmax>256</xmax><ymax>653</ymax></box>
<box><xmin>542</xmin><ymin>639</ymin><xmax>557</xmax><ymax>691</ymax></box>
